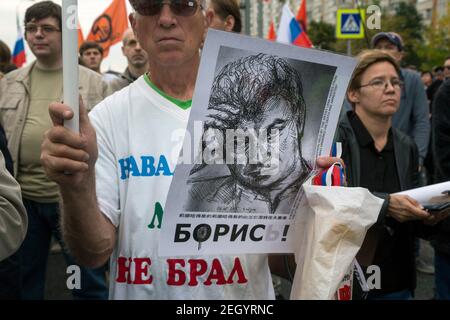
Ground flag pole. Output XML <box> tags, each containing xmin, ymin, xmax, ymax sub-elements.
<box><xmin>62</xmin><ymin>0</ymin><xmax>79</xmax><ymax>133</ymax></box>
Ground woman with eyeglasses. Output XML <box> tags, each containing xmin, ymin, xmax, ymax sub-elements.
<box><xmin>335</xmin><ymin>50</ymin><xmax>450</xmax><ymax>300</ymax></box>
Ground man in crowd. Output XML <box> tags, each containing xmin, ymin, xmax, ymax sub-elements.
<box><xmin>421</xmin><ymin>71</ymin><xmax>432</xmax><ymax>90</ymax></box>
<box><xmin>79</xmin><ymin>41</ymin><xmax>103</xmax><ymax>74</ymax></box>
<box><xmin>431</xmin><ymin>79</ymin><xmax>450</xmax><ymax>299</ymax></box>
<box><xmin>109</xmin><ymin>28</ymin><xmax>149</xmax><ymax>93</ymax></box>
<box><xmin>443</xmin><ymin>57</ymin><xmax>450</xmax><ymax>80</ymax></box>
<box><xmin>41</xmin><ymin>0</ymin><xmax>340</xmax><ymax>299</ymax></box>
<box><xmin>427</xmin><ymin>66</ymin><xmax>445</xmax><ymax>108</ymax></box>
<box><xmin>424</xmin><ymin>63</ymin><xmax>447</xmax><ymax>187</ymax></box>
<box><xmin>79</xmin><ymin>41</ymin><xmax>119</xmax><ymax>84</ymax></box>
<box><xmin>371</xmin><ymin>32</ymin><xmax>430</xmax><ymax>169</ymax></box>
<box><xmin>0</xmin><ymin>1</ymin><xmax>109</xmax><ymax>299</ymax></box>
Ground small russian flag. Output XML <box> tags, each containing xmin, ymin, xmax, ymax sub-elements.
<box><xmin>12</xmin><ymin>15</ymin><xmax>26</xmax><ymax>68</ymax></box>
<box><xmin>276</xmin><ymin>4</ymin><xmax>313</xmax><ymax>48</ymax></box>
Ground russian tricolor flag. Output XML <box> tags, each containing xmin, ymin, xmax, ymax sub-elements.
<box><xmin>12</xmin><ymin>15</ymin><xmax>26</xmax><ymax>68</ymax></box>
<box><xmin>277</xmin><ymin>4</ymin><xmax>313</xmax><ymax>48</ymax></box>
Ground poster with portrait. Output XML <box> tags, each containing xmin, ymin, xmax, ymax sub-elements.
<box><xmin>159</xmin><ymin>29</ymin><xmax>357</xmax><ymax>256</ymax></box>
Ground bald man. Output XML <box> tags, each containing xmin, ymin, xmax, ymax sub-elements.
<box><xmin>109</xmin><ymin>29</ymin><xmax>149</xmax><ymax>93</ymax></box>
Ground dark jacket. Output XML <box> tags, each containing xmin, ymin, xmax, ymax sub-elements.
<box><xmin>109</xmin><ymin>68</ymin><xmax>139</xmax><ymax>93</ymax></box>
<box><xmin>335</xmin><ymin>111</ymin><xmax>436</xmax><ymax>295</ymax></box>
<box><xmin>431</xmin><ymin>79</ymin><xmax>450</xmax><ymax>254</ymax></box>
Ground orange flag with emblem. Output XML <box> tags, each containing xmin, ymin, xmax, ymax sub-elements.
<box><xmin>87</xmin><ymin>0</ymin><xmax>128</xmax><ymax>57</ymax></box>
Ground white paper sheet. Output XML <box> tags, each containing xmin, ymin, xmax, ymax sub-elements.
<box><xmin>395</xmin><ymin>181</ymin><xmax>450</xmax><ymax>205</ymax></box>
<box><xmin>159</xmin><ymin>30</ymin><xmax>357</xmax><ymax>256</ymax></box>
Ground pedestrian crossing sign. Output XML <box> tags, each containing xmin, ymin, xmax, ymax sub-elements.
<box><xmin>336</xmin><ymin>9</ymin><xmax>365</xmax><ymax>39</ymax></box>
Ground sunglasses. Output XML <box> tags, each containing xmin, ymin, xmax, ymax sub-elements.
<box><xmin>131</xmin><ymin>0</ymin><xmax>202</xmax><ymax>17</ymax></box>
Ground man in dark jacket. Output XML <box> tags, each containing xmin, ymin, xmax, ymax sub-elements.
<box><xmin>432</xmin><ymin>79</ymin><xmax>450</xmax><ymax>299</ymax></box>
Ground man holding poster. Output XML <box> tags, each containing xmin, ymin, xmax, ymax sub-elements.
<box><xmin>41</xmin><ymin>0</ymin><xmax>346</xmax><ymax>300</ymax></box>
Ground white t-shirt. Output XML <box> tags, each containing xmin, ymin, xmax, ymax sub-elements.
<box><xmin>89</xmin><ymin>76</ymin><xmax>275</xmax><ymax>300</ymax></box>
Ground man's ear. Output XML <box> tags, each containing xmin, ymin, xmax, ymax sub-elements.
<box><xmin>129</xmin><ymin>13</ymin><xmax>136</xmax><ymax>31</ymax></box>
<box><xmin>204</xmin><ymin>8</ymin><xmax>214</xmax><ymax>28</ymax></box>
<box><xmin>201</xmin><ymin>8</ymin><xmax>214</xmax><ymax>48</ymax></box>
<box><xmin>224</xmin><ymin>15</ymin><xmax>236</xmax><ymax>32</ymax></box>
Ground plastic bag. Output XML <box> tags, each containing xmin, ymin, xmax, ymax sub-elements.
<box><xmin>290</xmin><ymin>175</ymin><xmax>383</xmax><ymax>300</ymax></box>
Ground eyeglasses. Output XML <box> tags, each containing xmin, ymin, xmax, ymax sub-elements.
<box><xmin>359</xmin><ymin>78</ymin><xmax>404</xmax><ymax>91</ymax></box>
<box><xmin>444</xmin><ymin>66</ymin><xmax>450</xmax><ymax>70</ymax></box>
<box><xmin>25</xmin><ymin>24</ymin><xmax>61</xmax><ymax>35</ymax></box>
<box><xmin>130</xmin><ymin>0</ymin><xmax>202</xmax><ymax>17</ymax></box>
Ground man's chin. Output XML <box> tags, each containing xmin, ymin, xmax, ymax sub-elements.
<box><xmin>32</xmin><ymin>50</ymin><xmax>51</xmax><ymax>57</ymax></box>
<box><xmin>131</xmin><ymin>60</ymin><xmax>147</xmax><ymax>68</ymax></box>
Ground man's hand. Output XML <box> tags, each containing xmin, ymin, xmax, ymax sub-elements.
<box><xmin>316</xmin><ymin>156</ymin><xmax>344</xmax><ymax>169</ymax></box>
<box><xmin>387</xmin><ymin>194</ymin><xmax>430</xmax><ymax>223</ymax></box>
<box><xmin>41</xmin><ymin>98</ymin><xmax>97</xmax><ymax>191</ymax></box>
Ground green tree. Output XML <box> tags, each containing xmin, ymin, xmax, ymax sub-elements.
<box><xmin>380</xmin><ymin>2</ymin><xmax>425</xmax><ymax>68</ymax></box>
<box><xmin>417</xmin><ymin>6</ymin><xmax>450</xmax><ymax>71</ymax></box>
<box><xmin>308</xmin><ymin>20</ymin><xmax>336</xmax><ymax>51</ymax></box>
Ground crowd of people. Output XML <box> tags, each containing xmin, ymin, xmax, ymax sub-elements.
<box><xmin>0</xmin><ymin>0</ymin><xmax>449</xmax><ymax>300</ymax></box>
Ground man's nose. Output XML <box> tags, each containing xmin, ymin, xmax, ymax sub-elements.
<box><xmin>35</xmin><ymin>28</ymin><xmax>45</xmax><ymax>38</ymax></box>
<box><xmin>158</xmin><ymin>3</ymin><xmax>176</xmax><ymax>27</ymax></box>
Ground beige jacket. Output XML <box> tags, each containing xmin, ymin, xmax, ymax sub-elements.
<box><xmin>0</xmin><ymin>151</ymin><xmax>27</xmax><ymax>261</ymax></box>
<box><xmin>0</xmin><ymin>63</ymin><xmax>110</xmax><ymax>175</ymax></box>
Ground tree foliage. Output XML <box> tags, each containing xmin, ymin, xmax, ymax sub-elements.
<box><xmin>308</xmin><ymin>1</ymin><xmax>449</xmax><ymax>69</ymax></box>
<box><xmin>416</xmin><ymin>6</ymin><xmax>450</xmax><ymax>71</ymax></box>
<box><xmin>308</xmin><ymin>20</ymin><xmax>336</xmax><ymax>51</ymax></box>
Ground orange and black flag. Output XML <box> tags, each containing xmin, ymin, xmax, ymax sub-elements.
<box><xmin>87</xmin><ymin>0</ymin><xmax>128</xmax><ymax>57</ymax></box>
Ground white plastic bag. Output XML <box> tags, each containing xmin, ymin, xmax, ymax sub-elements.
<box><xmin>290</xmin><ymin>178</ymin><xmax>383</xmax><ymax>300</ymax></box>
